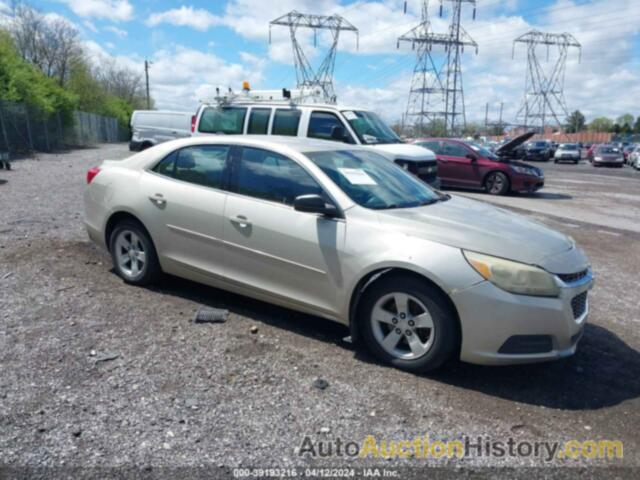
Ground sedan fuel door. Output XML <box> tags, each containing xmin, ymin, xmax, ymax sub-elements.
<box><xmin>222</xmin><ymin>146</ymin><xmax>346</xmax><ymax>318</ymax></box>
<box><xmin>138</xmin><ymin>144</ymin><xmax>232</xmax><ymax>278</ymax></box>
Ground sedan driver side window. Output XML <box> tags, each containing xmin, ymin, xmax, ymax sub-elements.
<box><xmin>442</xmin><ymin>142</ymin><xmax>470</xmax><ymax>158</ymax></box>
<box><xmin>234</xmin><ymin>147</ymin><xmax>323</xmax><ymax>206</ymax></box>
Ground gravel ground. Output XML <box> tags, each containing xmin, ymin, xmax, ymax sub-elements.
<box><xmin>0</xmin><ymin>145</ymin><xmax>639</xmax><ymax>478</ymax></box>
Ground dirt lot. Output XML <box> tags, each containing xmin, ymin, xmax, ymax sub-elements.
<box><xmin>1</xmin><ymin>144</ymin><xmax>639</xmax><ymax>477</ymax></box>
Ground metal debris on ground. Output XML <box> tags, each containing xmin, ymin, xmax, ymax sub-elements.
<box><xmin>312</xmin><ymin>378</ymin><xmax>329</xmax><ymax>390</ymax></box>
<box><xmin>94</xmin><ymin>353</ymin><xmax>120</xmax><ymax>364</ymax></box>
<box><xmin>193</xmin><ymin>308</ymin><xmax>229</xmax><ymax>324</ymax></box>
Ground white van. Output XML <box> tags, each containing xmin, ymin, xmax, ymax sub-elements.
<box><xmin>129</xmin><ymin>110</ymin><xmax>192</xmax><ymax>151</ymax></box>
<box><xmin>190</xmin><ymin>94</ymin><xmax>440</xmax><ymax>187</ymax></box>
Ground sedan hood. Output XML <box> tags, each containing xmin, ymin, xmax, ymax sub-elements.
<box><xmin>377</xmin><ymin>196</ymin><xmax>585</xmax><ymax>273</ymax></box>
<box><xmin>495</xmin><ymin>131</ymin><xmax>535</xmax><ymax>155</ymax></box>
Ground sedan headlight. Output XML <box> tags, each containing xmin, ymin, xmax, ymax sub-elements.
<box><xmin>463</xmin><ymin>251</ymin><xmax>560</xmax><ymax>297</ymax></box>
<box><xmin>511</xmin><ymin>165</ymin><xmax>535</xmax><ymax>175</ymax></box>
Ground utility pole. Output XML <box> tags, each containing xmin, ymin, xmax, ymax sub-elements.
<box><xmin>398</xmin><ymin>0</ymin><xmax>477</xmax><ymax>136</ymax></box>
<box><xmin>513</xmin><ymin>30</ymin><xmax>581</xmax><ymax>134</ymax></box>
<box><xmin>144</xmin><ymin>60</ymin><xmax>152</xmax><ymax>110</ymax></box>
<box><xmin>269</xmin><ymin>11</ymin><xmax>358</xmax><ymax>104</ymax></box>
<box><xmin>484</xmin><ymin>102</ymin><xmax>489</xmax><ymax>133</ymax></box>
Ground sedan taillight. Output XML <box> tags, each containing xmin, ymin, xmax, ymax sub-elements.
<box><xmin>191</xmin><ymin>115</ymin><xmax>196</xmax><ymax>133</ymax></box>
<box><xmin>86</xmin><ymin>167</ymin><xmax>101</xmax><ymax>184</ymax></box>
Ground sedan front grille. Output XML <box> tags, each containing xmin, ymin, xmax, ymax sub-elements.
<box><xmin>571</xmin><ymin>292</ymin><xmax>588</xmax><ymax>319</ymax></box>
<box><xmin>558</xmin><ymin>269</ymin><xmax>589</xmax><ymax>284</ymax></box>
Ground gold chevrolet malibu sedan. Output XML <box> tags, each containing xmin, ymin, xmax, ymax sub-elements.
<box><xmin>84</xmin><ymin>136</ymin><xmax>593</xmax><ymax>372</ymax></box>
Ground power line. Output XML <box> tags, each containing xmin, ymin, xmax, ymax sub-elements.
<box><xmin>269</xmin><ymin>10</ymin><xmax>358</xmax><ymax>103</ymax></box>
<box><xmin>398</xmin><ymin>0</ymin><xmax>478</xmax><ymax>135</ymax></box>
<box><xmin>513</xmin><ymin>30</ymin><xmax>582</xmax><ymax>132</ymax></box>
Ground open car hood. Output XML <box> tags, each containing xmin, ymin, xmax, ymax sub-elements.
<box><xmin>495</xmin><ymin>131</ymin><xmax>536</xmax><ymax>155</ymax></box>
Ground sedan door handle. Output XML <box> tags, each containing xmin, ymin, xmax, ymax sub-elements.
<box><xmin>230</xmin><ymin>215</ymin><xmax>251</xmax><ymax>228</ymax></box>
<box><xmin>149</xmin><ymin>193</ymin><xmax>166</xmax><ymax>207</ymax></box>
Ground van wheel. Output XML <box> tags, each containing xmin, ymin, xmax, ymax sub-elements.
<box><xmin>140</xmin><ymin>142</ymin><xmax>153</xmax><ymax>150</ymax></box>
<box><xmin>358</xmin><ymin>275</ymin><xmax>457</xmax><ymax>373</ymax></box>
<box><xmin>484</xmin><ymin>171</ymin><xmax>510</xmax><ymax>195</ymax></box>
<box><xmin>109</xmin><ymin>220</ymin><xmax>161</xmax><ymax>285</ymax></box>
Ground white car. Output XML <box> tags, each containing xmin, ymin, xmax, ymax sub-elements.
<box><xmin>84</xmin><ymin>136</ymin><xmax>593</xmax><ymax>372</ymax></box>
<box><xmin>629</xmin><ymin>146</ymin><xmax>640</xmax><ymax>170</ymax></box>
<box><xmin>129</xmin><ymin>110</ymin><xmax>192</xmax><ymax>151</ymax></box>
<box><xmin>554</xmin><ymin>143</ymin><xmax>581</xmax><ymax>164</ymax></box>
<box><xmin>190</xmin><ymin>91</ymin><xmax>440</xmax><ymax>188</ymax></box>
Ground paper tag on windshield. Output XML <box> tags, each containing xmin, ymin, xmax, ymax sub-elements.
<box><xmin>343</xmin><ymin>111</ymin><xmax>357</xmax><ymax>120</ymax></box>
<box><xmin>338</xmin><ymin>168</ymin><xmax>377</xmax><ymax>185</ymax></box>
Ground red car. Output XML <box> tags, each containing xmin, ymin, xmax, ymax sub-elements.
<box><xmin>413</xmin><ymin>138</ymin><xmax>545</xmax><ymax>195</ymax></box>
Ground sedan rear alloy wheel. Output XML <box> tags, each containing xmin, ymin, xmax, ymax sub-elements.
<box><xmin>109</xmin><ymin>220</ymin><xmax>161</xmax><ymax>285</ymax></box>
<box><xmin>114</xmin><ymin>230</ymin><xmax>146</xmax><ymax>279</ymax></box>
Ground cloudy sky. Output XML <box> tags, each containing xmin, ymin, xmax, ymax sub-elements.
<box><xmin>6</xmin><ymin>0</ymin><xmax>640</xmax><ymax>124</ymax></box>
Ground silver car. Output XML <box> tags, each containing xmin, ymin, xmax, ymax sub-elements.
<box><xmin>84</xmin><ymin>136</ymin><xmax>594</xmax><ymax>372</ymax></box>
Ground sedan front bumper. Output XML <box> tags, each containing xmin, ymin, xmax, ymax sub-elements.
<box><xmin>452</xmin><ymin>270</ymin><xmax>593</xmax><ymax>365</ymax></box>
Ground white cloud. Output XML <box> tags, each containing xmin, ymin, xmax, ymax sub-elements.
<box><xmin>105</xmin><ymin>25</ymin><xmax>128</xmax><ymax>37</ymax></box>
<box><xmin>147</xmin><ymin>46</ymin><xmax>266</xmax><ymax>111</ymax></box>
<box><xmin>83</xmin><ymin>20</ymin><xmax>98</xmax><ymax>32</ymax></box>
<box><xmin>147</xmin><ymin>6</ymin><xmax>223</xmax><ymax>31</ymax></box>
<box><xmin>61</xmin><ymin>0</ymin><xmax>133</xmax><ymax>22</ymax></box>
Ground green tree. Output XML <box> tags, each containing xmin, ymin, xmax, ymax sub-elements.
<box><xmin>0</xmin><ymin>29</ymin><xmax>76</xmax><ymax>120</ymax></box>
<box><xmin>634</xmin><ymin>117</ymin><xmax>640</xmax><ymax>134</ymax></box>
<box><xmin>588</xmin><ymin>117</ymin><xmax>614</xmax><ymax>132</ymax></box>
<box><xmin>616</xmin><ymin>113</ymin><xmax>634</xmax><ymax>129</ymax></box>
<box><xmin>565</xmin><ymin>110</ymin><xmax>586</xmax><ymax>133</ymax></box>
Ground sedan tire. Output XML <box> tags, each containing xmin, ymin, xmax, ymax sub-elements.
<box><xmin>109</xmin><ymin>220</ymin><xmax>161</xmax><ymax>286</ymax></box>
<box><xmin>358</xmin><ymin>275</ymin><xmax>457</xmax><ymax>372</ymax></box>
<box><xmin>484</xmin><ymin>171</ymin><xmax>510</xmax><ymax>196</ymax></box>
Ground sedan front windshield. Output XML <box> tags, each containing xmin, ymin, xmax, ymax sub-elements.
<box><xmin>306</xmin><ymin>150</ymin><xmax>440</xmax><ymax>210</ymax></box>
<box><xmin>560</xmin><ymin>144</ymin><xmax>578</xmax><ymax>150</ymax></box>
<box><xmin>342</xmin><ymin>110</ymin><xmax>402</xmax><ymax>145</ymax></box>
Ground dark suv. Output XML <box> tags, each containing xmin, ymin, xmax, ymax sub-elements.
<box><xmin>523</xmin><ymin>140</ymin><xmax>554</xmax><ymax>161</ymax></box>
<box><xmin>413</xmin><ymin>138</ymin><xmax>544</xmax><ymax>195</ymax></box>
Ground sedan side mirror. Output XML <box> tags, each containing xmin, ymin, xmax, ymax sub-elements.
<box><xmin>466</xmin><ymin>153</ymin><xmax>478</xmax><ymax>162</ymax></box>
<box><xmin>293</xmin><ymin>194</ymin><xmax>339</xmax><ymax>217</ymax></box>
<box><xmin>330</xmin><ymin>125</ymin><xmax>348</xmax><ymax>142</ymax></box>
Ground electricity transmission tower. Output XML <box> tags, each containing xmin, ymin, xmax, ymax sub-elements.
<box><xmin>269</xmin><ymin>11</ymin><xmax>358</xmax><ymax>103</ymax></box>
<box><xmin>398</xmin><ymin>0</ymin><xmax>478</xmax><ymax>136</ymax></box>
<box><xmin>513</xmin><ymin>30</ymin><xmax>581</xmax><ymax>132</ymax></box>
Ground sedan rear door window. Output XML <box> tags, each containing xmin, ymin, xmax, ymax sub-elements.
<box><xmin>168</xmin><ymin>145</ymin><xmax>231</xmax><ymax>189</ymax></box>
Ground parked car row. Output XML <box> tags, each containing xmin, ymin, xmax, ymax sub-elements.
<box><xmin>85</xmin><ymin>135</ymin><xmax>593</xmax><ymax>373</ymax></box>
<box><xmin>92</xmin><ymin>86</ymin><xmax>596</xmax><ymax>373</ymax></box>
<box><xmin>586</xmin><ymin>142</ymin><xmax>637</xmax><ymax>168</ymax></box>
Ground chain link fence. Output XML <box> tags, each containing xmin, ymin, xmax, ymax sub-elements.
<box><xmin>0</xmin><ymin>100</ymin><xmax>129</xmax><ymax>157</ymax></box>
